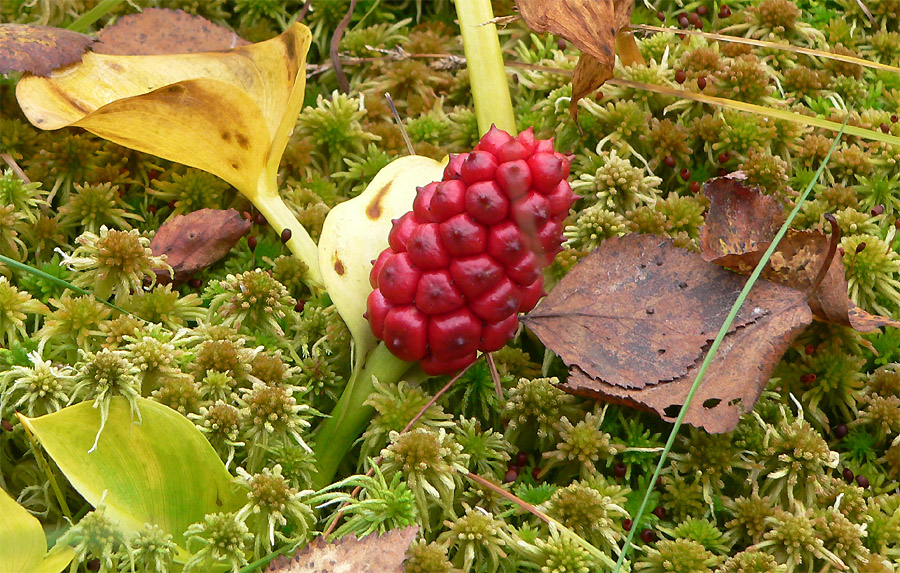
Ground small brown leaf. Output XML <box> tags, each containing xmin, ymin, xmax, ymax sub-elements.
<box><xmin>150</xmin><ymin>208</ymin><xmax>251</xmax><ymax>282</ymax></box>
<box><xmin>524</xmin><ymin>234</ymin><xmax>812</xmax><ymax>432</ymax></box>
<box><xmin>266</xmin><ymin>527</ymin><xmax>419</xmax><ymax>573</ymax></box>
<box><xmin>699</xmin><ymin>178</ymin><xmax>900</xmax><ymax>331</ymax></box>
<box><xmin>515</xmin><ymin>0</ymin><xmax>633</xmax><ymax>120</ymax></box>
<box><xmin>93</xmin><ymin>8</ymin><xmax>249</xmax><ymax>55</ymax></box>
<box><xmin>0</xmin><ymin>24</ymin><xmax>94</xmax><ymax>76</ymax></box>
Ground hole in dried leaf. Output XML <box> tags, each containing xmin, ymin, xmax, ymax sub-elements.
<box><xmin>663</xmin><ymin>404</ymin><xmax>680</xmax><ymax>418</ymax></box>
<box><xmin>678</xmin><ymin>282</ymin><xmax>687</xmax><ymax>288</ymax></box>
<box><xmin>728</xmin><ymin>398</ymin><xmax>742</xmax><ymax>406</ymax></box>
<box><xmin>657</xmin><ymin>349</ymin><xmax>665</xmax><ymax>354</ymax></box>
<box><xmin>702</xmin><ymin>398</ymin><xmax>721</xmax><ymax>409</ymax></box>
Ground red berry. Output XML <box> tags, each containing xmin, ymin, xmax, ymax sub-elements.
<box><xmin>460</xmin><ymin>151</ymin><xmax>499</xmax><ymax>184</ymax></box>
<box><xmin>188</xmin><ymin>277</ymin><xmax>203</xmax><ymax>289</ymax></box>
<box><xmin>856</xmin><ymin>475</ymin><xmax>869</xmax><ymax>489</ymax></box>
<box><xmin>416</xmin><ymin>270</ymin><xmax>465</xmax><ymax>315</ymax></box>
<box><xmin>641</xmin><ymin>529</ymin><xmax>656</xmax><ymax>543</ymax></box>
<box><xmin>675</xmin><ymin>69</ymin><xmax>686</xmax><ymax>84</ymax></box>
<box><xmin>663</xmin><ymin>155</ymin><xmax>676</xmax><ymax>168</ymax></box>
<box><xmin>495</xmin><ymin>160</ymin><xmax>533</xmax><ymax>200</ymax></box>
<box><xmin>497</xmin><ymin>140</ymin><xmax>530</xmax><ymax>163</ymax></box>
<box><xmin>688</xmin><ymin>12</ymin><xmax>701</xmax><ymax>26</ymax></box>
<box><xmin>652</xmin><ymin>507</ymin><xmax>667</xmax><ymax>520</ymax></box>
<box><xmin>516</xmin><ymin>127</ymin><xmax>538</xmax><ymax>156</ymax></box>
<box><xmin>439</xmin><ymin>214</ymin><xmax>487</xmax><ymax>258</ymax></box>
<box><xmin>719</xmin><ymin>4</ymin><xmax>731</xmax><ymax>17</ymax></box>
<box><xmin>834</xmin><ymin>424</ymin><xmax>848</xmax><ymax>438</ymax></box>
<box><xmin>680</xmin><ymin>167</ymin><xmax>691</xmax><ymax>180</ymax></box>
<box><xmin>383</xmin><ymin>305</ymin><xmax>428</xmax><ymax>361</ymax></box>
<box><xmin>466</xmin><ymin>181</ymin><xmax>510</xmax><ymax>224</ymax></box>
<box><xmin>413</xmin><ymin>182</ymin><xmax>440</xmax><ymax>222</ymax></box>
<box><xmin>531</xmin><ymin>466</ymin><xmax>542</xmax><ymax>480</ymax></box>
<box><xmin>247</xmin><ymin>235</ymin><xmax>257</xmax><ymax>250</ymax></box>
<box><xmin>697</xmin><ymin>5</ymin><xmax>709</xmax><ymax>16</ymax></box>
<box><xmin>366</xmin><ymin>289</ymin><xmax>392</xmax><ymax>339</ymax></box>
<box><xmin>881</xmin><ymin>123</ymin><xmax>890</xmax><ymax>134</ymax></box>
<box><xmin>805</xmin><ymin>344</ymin><xmax>815</xmax><ymax>355</ymax></box>
<box><xmin>842</xmin><ymin>467</ymin><xmax>854</xmax><ymax>482</ymax></box>
<box><xmin>254</xmin><ymin>213</ymin><xmax>267</xmax><ymax>226</ymax></box>
<box><xmin>443</xmin><ymin>153</ymin><xmax>467</xmax><ymax>180</ymax></box>
<box><xmin>147</xmin><ymin>204</ymin><xmax>158</xmax><ymax>214</ymax></box>
<box><xmin>407</xmin><ymin>223</ymin><xmax>452</xmax><ymax>269</ymax></box>
<box><xmin>516</xmin><ymin>452</ymin><xmax>528</xmax><ymax>466</ymax></box>
<box><xmin>690</xmin><ymin>181</ymin><xmax>701</xmax><ymax>193</ymax></box>
<box><xmin>504</xmin><ymin>469</ymin><xmax>518</xmax><ymax>483</ymax></box>
<box><xmin>718</xmin><ymin>151</ymin><xmax>730</xmax><ymax>163</ymax></box>
<box><xmin>469</xmin><ymin>276</ymin><xmax>521</xmax><ymax>323</ymax></box>
<box><xmin>487</xmin><ymin>221</ymin><xmax>528</xmax><ymax>266</ymax></box>
<box><xmin>420</xmin><ymin>351</ymin><xmax>478</xmax><ymax>375</ymax></box>
<box><xmin>544</xmin><ymin>181</ymin><xmax>578</xmax><ymax>217</ymax></box>
<box><xmin>614</xmin><ymin>463</ymin><xmax>627</xmax><ymax>478</ymax></box>
<box><xmin>480</xmin><ymin>314</ymin><xmax>519</xmax><ymax>352</ymax></box>
<box><xmin>678</xmin><ymin>14</ymin><xmax>690</xmax><ymax>27</ymax></box>
<box><xmin>430</xmin><ymin>179</ymin><xmax>468</xmax><ymax>222</ymax></box>
<box><xmin>528</xmin><ymin>153</ymin><xmax>567</xmax><ymax>193</ymax></box>
<box><xmin>872</xmin><ymin>205</ymin><xmax>885</xmax><ymax>216</ymax></box>
<box><xmin>517</xmin><ymin>276</ymin><xmax>545</xmax><ymax>313</ymax></box>
<box><xmin>697</xmin><ymin>76</ymin><xmax>707</xmax><ymax>90</ymax></box>
<box><xmin>892</xmin><ymin>114</ymin><xmax>898</xmax><ymax>123</ymax></box>
<box><xmin>506</xmin><ymin>250</ymin><xmax>541</xmax><ymax>286</ymax></box>
<box><xmin>428</xmin><ymin>307</ymin><xmax>482</xmax><ymax>361</ymax></box>
<box><xmin>449</xmin><ymin>254</ymin><xmax>504</xmax><ymax>299</ymax></box>
<box><xmin>475</xmin><ymin>125</ymin><xmax>514</xmax><ymax>155</ymax></box>
<box><xmin>623</xmin><ymin>519</ymin><xmax>633</xmax><ymax>531</ymax></box>
<box><xmin>388</xmin><ymin>212</ymin><xmax>419</xmax><ymax>252</ymax></box>
<box><xmin>510</xmin><ymin>193</ymin><xmax>550</xmax><ymax>234</ymax></box>
<box><xmin>379</xmin><ymin>252</ymin><xmax>421</xmax><ymax>304</ymax></box>
<box><xmin>656</xmin><ymin>10</ymin><xmax>665</xmax><ymax>21</ymax></box>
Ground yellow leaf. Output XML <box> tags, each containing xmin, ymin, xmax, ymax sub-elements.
<box><xmin>16</xmin><ymin>23</ymin><xmax>322</xmax><ymax>286</ymax></box>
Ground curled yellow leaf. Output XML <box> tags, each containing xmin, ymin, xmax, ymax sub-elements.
<box><xmin>16</xmin><ymin>23</ymin><xmax>322</xmax><ymax>286</ymax></box>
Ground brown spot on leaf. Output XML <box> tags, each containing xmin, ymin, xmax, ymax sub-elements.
<box><xmin>221</xmin><ymin>130</ymin><xmax>231</xmax><ymax>142</ymax></box>
<box><xmin>334</xmin><ymin>259</ymin><xmax>345</xmax><ymax>276</ymax></box>
<box><xmin>93</xmin><ymin>8</ymin><xmax>249</xmax><ymax>55</ymax></box>
<box><xmin>366</xmin><ymin>180</ymin><xmax>392</xmax><ymax>220</ymax></box>
<box><xmin>235</xmin><ymin>133</ymin><xmax>250</xmax><ymax>149</ymax></box>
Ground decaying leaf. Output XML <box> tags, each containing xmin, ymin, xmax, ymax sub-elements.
<box><xmin>93</xmin><ymin>8</ymin><xmax>248</xmax><ymax>55</ymax></box>
<box><xmin>699</xmin><ymin>178</ymin><xmax>900</xmax><ymax>331</ymax></box>
<box><xmin>523</xmin><ymin>234</ymin><xmax>812</xmax><ymax>432</ymax></box>
<box><xmin>150</xmin><ymin>208</ymin><xmax>251</xmax><ymax>282</ymax></box>
<box><xmin>266</xmin><ymin>527</ymin><xmax>418</xmax><ymax>573</ymax></box>
<box><xmin>0</xmin><ymin>24</ymin><xmax>94</xmax><ymax>76</ymax></box>
<box><xmin>514</xmin><ymin>0</ymin><xmax>635</xmax><ymax>120</ymax></box>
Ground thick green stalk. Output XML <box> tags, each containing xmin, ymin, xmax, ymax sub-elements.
<box><xmin>455</xmin><ymin>0</ymin><xmax>517</xmax><ymax>136</ymax></box>
<box><xmin>311</xmin><ymin>344</ymin><xmax>410</xmax><ymax>489</ymax></box>
<box><xmin>310</xmin><ymin>0</ymin><xmax>518</xmax><ymax>488</ymax></box>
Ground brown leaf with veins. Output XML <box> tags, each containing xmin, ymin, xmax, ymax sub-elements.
<box><xmin>0</xmin><ymin>24</ymin><xmax>94</xmax><ymax>76</ymax></box>
<box><xmin>523</xmin><ymin>234</ymin><xmax>812</xmax><ymax>432</ymax></box>
<box><xmin>515</xmin><ymin>0</ymin><xmax>636</xmax><ymax>120</ymax></box>
<box><xmin>150</xmin><ymin>208</ymin><xmax>251</xmax><ymax>282</ymax></box>
<box><xmin>266</xmin><ymin>527</ymin><xmax>418</xmax><ymax>573</ymax></box>
<box><xmin>699</xmin><ymin>177</ymin><xmax>900</xmax><ymax>331</ymax></box>
<box><xmin>93</xmin><ymin>8</ymin><xmax>248</xmax><ymax>55</ymax></box>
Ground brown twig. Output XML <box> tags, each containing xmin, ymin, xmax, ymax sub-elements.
<box><xmin>329</xmin><ymin>0</ymin><xmax>357</xmax><ymax>93</ymax></box>
<box><xmin>485</xmin><ymin>352</ymin><xmax>503</xmax><ymax>398</ymax></box>
<box><xmin>1</xmin><ymin>153</ymin><xmax>30</xmax><ymax>183</ymax></box>
<box><xmin>811</xmin><ymin>213</ymin><xmax>840</xmax><ymax>293</ymax></box>
<box><xmin>297</xmin><ymin>0</ymin><xmax>311</xmax><ymax>21</ymax></box>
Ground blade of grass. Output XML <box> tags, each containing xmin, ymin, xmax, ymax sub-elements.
<box><xmin>66</xmin><ymin>0</ymin><xmax>126</xmax><ymax>32</ymax></box>
<box><xmin>633</xmin><ymin>24</ymin><xmax>900</xmax><ymax>74</ymax></box>
<box><xmin>613</xmin><ymin>118</ymin><xmax>848</xmax><ymax>571</ymax></box>
<box><xmin>0</xmin><ymin>254</ymin><xmax>131</xmax><ymax>316</ymax></box>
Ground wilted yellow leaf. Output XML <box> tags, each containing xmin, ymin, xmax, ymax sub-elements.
<box><xmin>16</xmin><ymin>23</ymin><xmax>322</xmax><ymax>286</ymax></box>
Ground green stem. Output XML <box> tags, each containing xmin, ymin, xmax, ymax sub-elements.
<box><xmin>455</xmin><ymin>0</ymin><xmax>517</xmax><ymax>136</ymax></box>
<box><xmin>253</xmin><ymin>176</ymin><xmax>324</xmax><ymax>291</ymax></box>
<box><xmin>311</xmin><ymin>343</ymin><xmax>411</xmax><ymax>489</ymax></box>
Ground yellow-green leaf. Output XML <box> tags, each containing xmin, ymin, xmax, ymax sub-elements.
<box><xmin>18</xmin><ymin>397</ymin><xmax>242</xmax><ymax>547</ymax></box>
<box><xmin>317</xmin><ymin>155</ymin><xmax>446</xmax><ymax>366</ymax></box>
<box><xmin>0</xmin><ymin>487</ymin><xmax>74</xmax><ymax>573</ymax></box>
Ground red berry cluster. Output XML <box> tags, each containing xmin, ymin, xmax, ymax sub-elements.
<box><xmin>366</xmin><ymin>126</ymin><xmax>576</xmax><ymax>375</ymax></box>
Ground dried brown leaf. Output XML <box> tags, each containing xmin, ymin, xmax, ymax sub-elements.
<box><xmin>523</xmin><ymin>234</ymin><xmax>812</xmax><ymax>432</ymax></box>
<box><xmin>93</xmin><ymin>8</ymin><xmax>248</xmax><ymax>55</ymax></box>
<box><xmin>150</xmin><ymin>208</ymin><xmax>250</xmax><ymax>282</ymax></box>
<box><xmin>699</xmin><ymin>178</ymin><xmax>900</xmax><ymax>331</ymax></box>
<box><xmin>266</xmin><ymin>527</ymin><xmax>418</xmax><ymax>573</ymax></box>
<box><xmin>515</xmin><ymin>0</ymin><xmax>634</xmax><ymax>120</ymax></box>
<box><xmin>0</xmin><ymin>24</ymin><xmax>94</xmax><ymax>77</ymax></box>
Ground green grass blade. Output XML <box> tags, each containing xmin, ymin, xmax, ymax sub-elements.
<box><xmin>613</xmin><ymin>119</ymin><xmax>848</xmax><ymax>571</ymax></box>
<box><xmin>66</xmin><ymin>0</ymin><xmax>126</xmax><ymax>32</ymax></box>
<box><xmin>0</xmin><ymin>254</ymin><xmax>131</xmax><ymax>316</ymax></box>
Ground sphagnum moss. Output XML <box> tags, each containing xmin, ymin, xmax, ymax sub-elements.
<box><xmin>3</xmin><ymin>0</ymin><xmax>900</xmax><ymax>570</ymax></box>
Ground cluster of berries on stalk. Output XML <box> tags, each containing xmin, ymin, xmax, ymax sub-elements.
<box><xmin>366</xmin><ymin>126</ymin><xmax>576</xmax><ymax>374</ymax></box>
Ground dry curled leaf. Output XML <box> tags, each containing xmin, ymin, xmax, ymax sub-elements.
<box><xmin>150</xmin><ymin>208</ymin><xmax>251</xmax><ymax>282</ymax></box>
<box><xmin>515</xmin><ymin>0</ymin><xmax>635</xmax><ymax>121</ymax></box>
<box><xmin>0</xmin><ymin>24</ymin><xmax>94</xmax><ymax>76</ymax></box>
<box><xmin>93</xmin><ymin>8</ymin><xmax>248</xmax><ymax>55</ymax></box>
<box><xmin>522</xmin><ymin>234</ymin><xmax>813</xmax><ymax>432</ymax></box>
<box><xmin>266</xmin><ymin>527</ymin><xmax>418</xmax><ymax>573</ymax></box>
<box><xmin>699</xmin><ymin>178</ymin><xmax>900</xmax><ymax>332</ymax></box>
